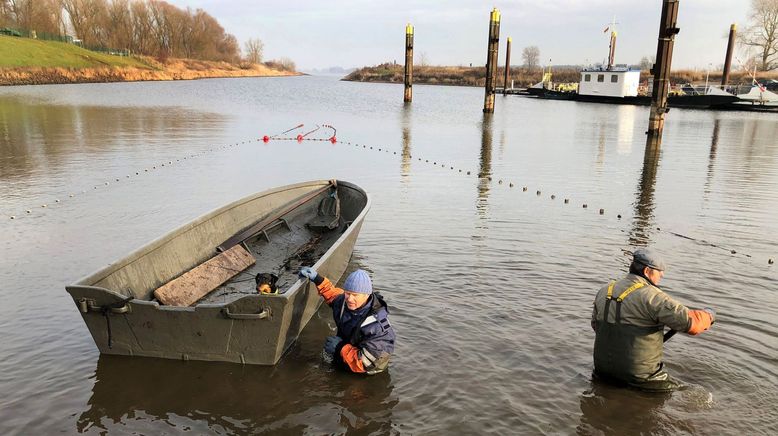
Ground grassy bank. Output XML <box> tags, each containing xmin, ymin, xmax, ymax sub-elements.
<box><xmin>0</xmin><ymin>35</ymin><xmax>299</xmax><ymax>85</ymax></box>
<box><xmin>344</xmin><ymin>62</ymin><xmax>778</xmax><ymax>87</ymax></box>
<box><xmin>0</xmin><ymin>35</ymin><xmax>148</xmax><ymax>68</ymax></box>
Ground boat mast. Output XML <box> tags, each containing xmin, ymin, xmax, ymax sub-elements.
<box><xmin>607</xmin><ymin>15</ymin><xmax>618</xmax><ymax>70</ymax></box>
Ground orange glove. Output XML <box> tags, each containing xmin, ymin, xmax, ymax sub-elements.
<box><xmin>687</xmin><ymin>309</ymin><xmax>714</xmax><ymax>335</ymax></box>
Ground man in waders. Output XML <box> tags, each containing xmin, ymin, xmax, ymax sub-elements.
<box><xmin>299</xmin><ymin>267</ymin><xmax>395</xmax><ymax>374</ymax></box>
<box><xmin>591</xmin><ymin>248</ymin><xmax>715</xmax><ymax>391</ymax></box>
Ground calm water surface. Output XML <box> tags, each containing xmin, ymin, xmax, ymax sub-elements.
<box><xmin>1</xmin><ymin>76</ymin><xmax>777</xmax><ymax>435</ymax></box>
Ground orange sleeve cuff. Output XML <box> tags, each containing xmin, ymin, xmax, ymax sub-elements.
<box><xmin>339</xmin><ymin>343</ymin><xmax>366</xmax><ymax>373</ymax></box>
<box><xmin>316</xmin><ymin>277</ymin><xmax>344</xmax><ymax>305</ymax></box>
<box><xmin>687</xmin><ymin>309</ymin><xmax>713</xmax><ymax>335</ymax></box>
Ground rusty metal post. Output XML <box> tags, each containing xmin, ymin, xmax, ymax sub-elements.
<box><xmin>608</xmin><ymin>31</ymin><xmax>617</xmax><ymax>70</ymax></box>
<box><xmin>404</xmin><ymin>23</ymin><xmax>414</xmax><ymax>103</ymax></box>
<box><xmin>503</xmin><ymin>37</ymin><xmax>512</xmax><ymax>95</ymax></box>
<box><xmin>722</xmin><ymin>23</ymin><xmax>736</xmax><ymax>87</ymax></box>
<box><xmin>647</xmin><ymin>0</ymin><xmax>680</xmax><ymax>140</ymax></box>
<box><xmin>483</xmin><ymin>8</ymin><xmax>501</xmax><ymax>113</ymax></box>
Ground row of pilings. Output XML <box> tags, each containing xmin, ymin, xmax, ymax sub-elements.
<box><xmin>402</xmin><ymin>1</ymin><xmax>740</xmax><ymax>145</ymax></box>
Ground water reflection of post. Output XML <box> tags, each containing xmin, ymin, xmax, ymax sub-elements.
<box><xmin>596</xmin><ymin>123</ymin><xmax>606</xmax><ymax>167</ymax></box>
<box><xmin>703</xmin><ymin>119</ymin><xmax>720</xmax><ymax>198</ymax></box>
<box><xmin>477</xmin><ymin>114</ymin><xmax>493</xmax><ymax>216</ymax></box>
<box><xmin>401</xmin><ymin>103</ymin><xmax>412</xmax><ymax>181</ymax></box>
<box><xmin>629</xmin><ymin>135</ymin><xmax>661</xmax><ymax>246</ymax></box>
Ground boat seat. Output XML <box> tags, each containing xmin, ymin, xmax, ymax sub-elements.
<box><xmin>306</xmin><ymin>190</ymin><xmax>340</xmax><ymax>232</ymax></box>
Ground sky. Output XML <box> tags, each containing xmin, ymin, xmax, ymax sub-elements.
<box><xmin>166</xmin><ymin>0</ymin><xmax>753</xmax><ymax>71</ymax></box>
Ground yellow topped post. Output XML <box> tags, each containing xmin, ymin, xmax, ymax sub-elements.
<box><xmin>404</xmin><ymin>23</ymin><xmax>414</xmax><ymax>102</ymax></box>
<box><xmin>491</xmin><ymin>8</ymin><xmax>501</xmax><ymax>22</ymax></box>
<box><xmin>483</xmin><ymin>8</ymin><xmax>501</xmax><ymax>113</ymax></box>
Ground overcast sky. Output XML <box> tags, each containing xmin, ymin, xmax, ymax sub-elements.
<box><xmin>166</xmin><ymin>0</ymin><xmax>752</xmax><ymax>71</ymax></box>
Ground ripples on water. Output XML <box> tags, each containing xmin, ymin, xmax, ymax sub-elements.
<box><xmin>0</xmin><ymin>76</ymin><xmax>776</xmax><ymax>434</ymax></box>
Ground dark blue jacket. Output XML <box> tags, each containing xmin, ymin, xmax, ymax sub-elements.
<box><xmin>331</xmin><ymin>293</ymin><xmax>395</xmax><ymax>374</ymax></box>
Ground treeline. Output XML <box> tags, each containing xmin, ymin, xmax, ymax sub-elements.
<box><xmin>0</xmin><ymin>0</ymin><xmax>239</xmax><ymax>62</ymax></box>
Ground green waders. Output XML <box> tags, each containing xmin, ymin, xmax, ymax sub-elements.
<box><xmin>593</xmin><ymin>281</ymin><xmax>685</xmax><ymax>392</ymax></box>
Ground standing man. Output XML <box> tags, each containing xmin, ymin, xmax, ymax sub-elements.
<box><xmin>591</xmin><ymin>248</ymin><xmax>715</xmax><ymax>391</ymax></box>
<box><xmin>299</xmin><ymin>267</ymin><xmax>395</xmax><ymax>375</ymax></box>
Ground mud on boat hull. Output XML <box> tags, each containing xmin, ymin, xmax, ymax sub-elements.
<box><xmin>66</xmin><ymin>180</ymin><xmax>370</xmax><ymax>365</ymax></box>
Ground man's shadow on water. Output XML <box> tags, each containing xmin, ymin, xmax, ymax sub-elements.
<box><xmin>575</xmin><ymin>375</ymin><xmax>713</xmax><ymax>435</ymax></box>
<box><xmin>576</xmin><ymin>377</ymin><xmax>674</xmax><ymax>435</ymax></box>
<box><xmin>77</xmin><ymin>352</ymin><xmax>397</xmax><ymax>435</ymax></box>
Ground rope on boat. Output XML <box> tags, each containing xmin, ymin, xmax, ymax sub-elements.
<box><xmin>100</xmin><ymin>296</ymin><xmax>134</xmax><ymax>349</ymax></box>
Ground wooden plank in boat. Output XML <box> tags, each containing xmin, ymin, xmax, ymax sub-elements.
<box><xmin>153</xmin><ymin>245</ymin><xmax>256</xmax><ymax>306</ymax></box>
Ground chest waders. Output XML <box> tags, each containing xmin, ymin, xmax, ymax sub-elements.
<box><xmin>594</xmin><ymin>281</ymin><xmax>684</xmax><ymax>392</ymax></box>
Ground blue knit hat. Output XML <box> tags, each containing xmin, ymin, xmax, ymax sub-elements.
<box><xmin>342</xmin><ymin>269</ymin><xmax>373</xmax><ymax>294</ymax></box>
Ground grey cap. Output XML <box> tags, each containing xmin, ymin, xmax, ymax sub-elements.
<box><xmin>633</xmin><ymin>248</ymin><xmax>666</xmax><ymax>271</ymax></box>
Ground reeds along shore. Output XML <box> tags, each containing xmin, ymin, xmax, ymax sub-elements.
<box><xmin>344</xmin><ymin>63</ymin><xmax>778</xmax><ymax>87</ymax></box>
<box><xmin>0</xmin><ymin>57</ymin><xmax>299</xmax><ymax>86</ymax></box>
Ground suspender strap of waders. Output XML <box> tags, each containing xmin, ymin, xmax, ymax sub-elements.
<box><xmin>614</xmin><ymin>282</ymin><xmax>646</xmax><ymax>324</ymax></box>
<box><xmin>602</xmin><ymin>281</ymin><xmax>616</xmax><ymax>323</ymax></box>
<box><xmin>603</xmin><ymin>281</ymin><xmax>646</xmax><ymax>324</ymax></box>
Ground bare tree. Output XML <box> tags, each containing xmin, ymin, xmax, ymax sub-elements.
<box><xmin>130</xmin><ymin>0</ymin><xmax>153</xmax><ymax>54</ymax></box>
<box><xmin>105</xmin><ymin>0</ymin><xmax>132</xmax><ymax>49</ymax></box>
<box><xmin>419</xmin><ymin>51</ymin><xmax>429</xmax><ymax>67</ymax></box>
<box><xmin>244</xmin><ymin>37</ymin><xmax>263</xmax><ymax>64</ymax></box>
<box><xmin>4</xmin><ymin>0</ymin><xmax>62</xmax><ymax>34</ymax></box>
<box><xmin>741</xmin><ymin>0</ymin><xmax>778</xmax><ymax>71</ymax></box>
<box><xmin>55</xmin><ymin>0</ymin><xmax>240</xmax><ymax>61</ymax></box>
<box><xmin>522</xmin><ymin>46</ymin><xmax>540</xmax><ymax>71</ymax></box>
<box><xmin>639</xmin><ymin>55</ymin><xmax>655</xmax><ymax>72</ymax></box>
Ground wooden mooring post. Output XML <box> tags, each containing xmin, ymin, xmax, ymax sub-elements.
<box><xmin>483</xmin><ymin>8</ymin><xmax>501</xmax><ymax>113</ymax></box>
<box><xmin>404</xmin><ymin>23</ymin><xmax>414</xmax><ymax>103</ymax></box>
<box><xmin>503</xmin><ymin>37</ymin><xmax>511</xmax><ymax>95</ymax></box>
<box><xmin>722</xmin><ymin>23</ymin><xmax>736</xmax><ymax>87</ymax></box>
<box><xmin>647</xmin><ymin>0</ymin><xmax>680</xmax><ymax>140</ymax></box>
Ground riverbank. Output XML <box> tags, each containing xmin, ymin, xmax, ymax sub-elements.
<box><xmin>343</xmin><ymin>62</ymin><xmax>778</xmax><ymax>88</ymax></box>
<box><xmin>0</xmin><ymin>60</ymin><xmax>299</xmax><ymax>86</ymax></box>
<box><xmin>0</xmin><ymin>35</ymin><xmax>299</xmax><ymax>85</ymax></box>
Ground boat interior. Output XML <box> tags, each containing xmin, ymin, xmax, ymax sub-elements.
<box><xmin>192</xmin><ymin>182</ymin><xmax>365</xmax><ymax>305</ymax></box>
<box><xmin>79</xmin><ymin>181</ymin><xmax>368</xmax><ymax>307</ymax></box>
<box><xmin>194</xmin><ymin>189</ymin><xmax>346</xmax><ymax>304</ymax></box>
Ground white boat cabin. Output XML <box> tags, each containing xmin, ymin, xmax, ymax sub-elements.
<box><xmin>579</xmin><ymin>68</ymin><xmax>640</xmax><ymax>97</ymax></box>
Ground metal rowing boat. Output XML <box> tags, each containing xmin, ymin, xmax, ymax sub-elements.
<box><xmin>66</xmin><ymin>180</ymin><xmax>370</xmax><ymax>365</ymax></box>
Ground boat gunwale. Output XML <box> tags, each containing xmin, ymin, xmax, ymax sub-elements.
<box><xmin>66</xmin><ymin>179</ymin><xmax>371</xmax><ymax>308</ymax></box>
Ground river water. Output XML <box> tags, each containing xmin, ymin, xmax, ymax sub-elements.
<box><xmin>1</xmin><ymin>76</ymin><xmax>776</xmax><ymax>435</ymax></box>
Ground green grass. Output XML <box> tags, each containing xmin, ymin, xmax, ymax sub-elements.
<box><xmin>0</xmin><ymin>35</ymin><xmax>150</xmax><ymax>68</ymax></box>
